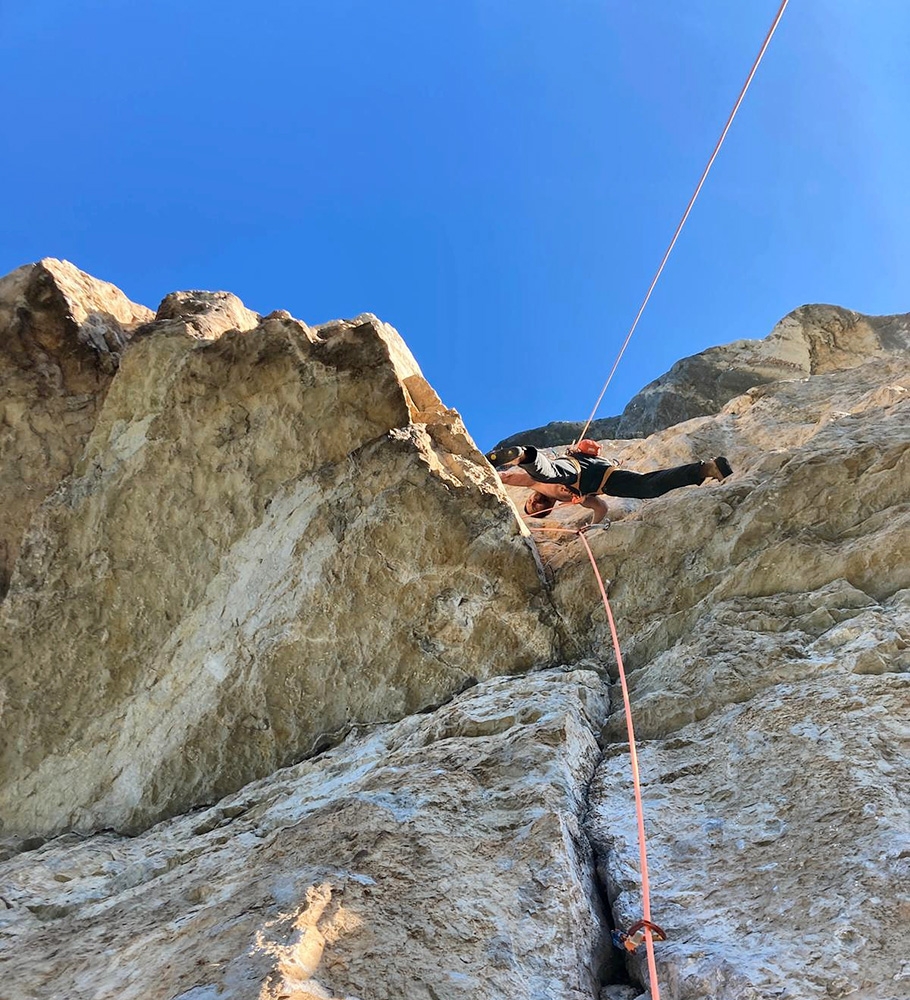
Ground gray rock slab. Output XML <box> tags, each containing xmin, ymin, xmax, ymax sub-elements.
<box><xmin>0</xmin><ymin>669</ymin><xmax>610</xmax><ymax>1000</ymax></box>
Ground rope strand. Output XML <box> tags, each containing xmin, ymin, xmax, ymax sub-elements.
<box><xmin>507</xmin><ymin>11</ymin><xmax>794</xmax><ymax>992</ymax></box>
<box><xmin>576</xmin><ymin>529</ymin><xmax>661</xmax><ymax>998</ymax></box>
<box><xmin>576</xmin><ymin>0</ymin><xmax>791</xmax><ymax>443</ymax></box>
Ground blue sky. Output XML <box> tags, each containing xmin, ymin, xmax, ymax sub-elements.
<box><xmin>2</xmin><ymin>1</ymin><xmax>908</xmax><ymax>447</ymax></box>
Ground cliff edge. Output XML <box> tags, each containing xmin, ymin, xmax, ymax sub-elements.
<box><xmin>0</xmin><ymin>261</ymin><xmax>907</xmax><ymax>1000</ymax></box>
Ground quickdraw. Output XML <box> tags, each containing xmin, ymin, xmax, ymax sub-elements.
<box><xmin>611</xmin><ymin>920</ymin><xmax>667</xmax><ymax>953</ymax></box>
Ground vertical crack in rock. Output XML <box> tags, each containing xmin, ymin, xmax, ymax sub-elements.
<box><xmin>514</xmin><ymin>334</ymin><xmax>909</xmax><ymax>997</ymax></box>
<box><xmin>580</xmin><ymin>728</ymin><xmax>636</xmax><ymax>999</ymax></box>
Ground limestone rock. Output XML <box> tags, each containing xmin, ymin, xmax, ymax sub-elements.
<box><xmin>588</xmin><ymin>663</ymin><xmax>910</xmax><ymax>999</ymax></box>
<box><xmin>3</xmin><ymin>257</ymin><xmax>909</xmax><ymax>1000</ymax></box>
<box><xmin>494</xmin><ymin>303</ymin><xmax>910</xmax><ymax>447</ymax></box>
<box><xmin>541</xmin><ymin>356</ymin><xmax>910</xmax><ymax>667</ymax></box>
<box><xmin>0</xmin><ymin>669</ymin><xmax>611</xmax><ymax>1000</ymax></box>
<box><xmin>614</xmin><ymin>304</ymin><xmax>909</xmax><ymax>438</ymax></box>
<box><xmin>0</xmin><ymin>258</ymin><xmax>152</xmax><ymax>597</ymax></box>
<box><xmin>515</xmin><ymin>329</ymin><xmax>910</xmax><ymax>996</ymax></box>
<box><xmin>0</xmin><ymin>295</ymin><xmax>559</xmax><ymax>838</ymax></box>
<box><xmin>495</xmin><ymin>416</ymin><xmax>621</xmax><ymax>451</ymax></box>
<box><xmin>152</xmin><ymin>289</ymin><xmax>260</xmax><ymax>340</ymax></box>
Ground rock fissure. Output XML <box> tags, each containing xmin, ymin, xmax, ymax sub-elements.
<box><xmin>579</xmin><ymin>737</ymin><xmax>637</xmax><ymax>997</ymax></box>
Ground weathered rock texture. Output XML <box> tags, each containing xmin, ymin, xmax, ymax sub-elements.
<box><xmin>590</xmin><ymin>661</ymin><xmax>909</xmax><ymax>1000</ymax></box>
<box><xmin>496</xmin><ymin>304</ymin><xmax>910</xmax><ymax>447</ymax></box>
<box><xmin>152</xmin><ymin>288</ymin><xmax>261</xmax><ymax>340</ymax></box>
<box><xmin>0</xmin><ymin>259</ymin><xmax>152</xmax><ymax>598</ymax></box>
<box><xmin>0</xmin><ymin>272</ymin><xmax>559</xmax><ymax>838</ymax></box>
<box><xmin>2</xmin><ymin>260</ymin><xmax>909</xmax><ymax>1000</ymax></box>
<box><xmin>0</xmin><ymin>669</ymin><xmax>610</xmax><ymax>1000</ymax></box>
<box><xmin>507</xmin><ymin>327</ymin><xmax>910</xmax><ymax>996</ymax></box>
<box><xmin>541</xmin><ymin>357</ymin><xmax>910</xmax><ymax>675</ymax></box>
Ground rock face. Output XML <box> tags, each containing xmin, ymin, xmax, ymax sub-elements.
<box><xmin>1</xmin><ymin>261</ymin><xmax>908</xmax><ymax>1000</ymax></box>
<box><xmin>495</xmin><ymin>304</ymin><xmax>910</xmax><ymax>447</ymax></box>
<box><xmin>0</xmin><ymin>669</ymin><xmax>610</xmax><ymax>1000</ymax></box>
<box><xmin>543</xmin><ymin>356</ymin><xmax>910</xmax><ymax>676</ymax></box>
<box><xmin>0</xmin><ymin>272</ymin><xmax>559</xmax><ymax>838</ymax></box>
<box><xmin>0</xmin><ymin>259</ymin><xmax>152</xmax><ymax>598</ymax></box>
<box><xmin>590</xmin><ymin>660</ymin><xmax>909</xmax><ymax>999</ymax></box>
<box><xmin>509</xmin><ymin>337</ymin><xmax>910</xmax><ymax>997</ymax></box>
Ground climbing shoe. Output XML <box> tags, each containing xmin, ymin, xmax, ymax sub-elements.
<box><xmin>485</xmin><ymin>445</ymin><xmax>526</xmax><ymax>468</ymax></box>
<box><xmin>701</xmin><ymin>456</ymin><xmax>733</xmax><ymax>482</ymax></box>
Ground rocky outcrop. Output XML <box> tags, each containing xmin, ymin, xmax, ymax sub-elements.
<box><xmin>590</xmin><ymin>654</ymin><xmax>909</xmax><ymax>999</ymax></box>
<box><xmin>0</xmin><ymin>274</ymin><xmax>559</xmax><ymax>839</ymax></box>
<box><xmin>495</xmin><ymin>417</ymin><xmax>622</xmax><ymax>451</ymax></box>
<box><xmin>0</xmin><ymin>669</ymin><xmax>610</xmax><ymax>1000</ymax></box>
<box><xmin>0</xmin><ymin>259</ymin><xmax>152</xmax><ymax>598</ymax></box>
<box><xmin>2</xmin><ymin>259</ymin><xmax>908</xmax><ymax>1000</ymax></box>
<box><xmin>505</xmin><ymin>340</ymin><xmax>910</xmax><ymax>997</ymax></box>
<box><xmin>495</xmin><ymin>304</ymin><xmax>910</xmax><ymax>448</ymax></box>
<box><xmin>541</xmin><ymin>356</ymin><xmax>910</xmax><ymax>668</ymax></box>
<box><xmin>151</xmin><ymin>289</ymin><xmax>261</xmax><ymax>340</ymax></box>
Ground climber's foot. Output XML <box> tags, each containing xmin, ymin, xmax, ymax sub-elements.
<box><xmin>485</xmin><ymin>445</ymin><xmax>525</xmax><ymax>468</ymax></box>
<box><xmin>701</xmin><ymin>456</ymin><xmax>733</xmax><ymax>482</ymax></box>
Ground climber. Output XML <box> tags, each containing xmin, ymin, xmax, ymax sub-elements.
<box><xmin>484</xmin><ymin>440</ymin><xmax>732</xmax><ymax>522</ymax></box>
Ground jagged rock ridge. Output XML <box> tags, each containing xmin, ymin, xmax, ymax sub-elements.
<box><xmin>495</xmin><ymin>303</ymin><xmax>910</xmax><ymax>447</ymax></box>
<box><xmin>0</xmin><ymin>259</ymin><xmax>153</xmax><ymax>598</ymax></box>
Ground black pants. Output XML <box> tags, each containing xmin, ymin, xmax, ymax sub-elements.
<box><xmin>602</xmin><ymin>463</ymin><xmax>704</xmax><ymax>499</ymax></box>
<box><xmin>521</xmin><ymin>449</ymin><xmax>704</xmax><ymax>499</ymax></box>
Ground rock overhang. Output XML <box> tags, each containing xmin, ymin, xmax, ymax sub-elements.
<box><xmin>0</xmin><ymin>261</ymin><xmax>561</xmax><ymax>838</ymax></box>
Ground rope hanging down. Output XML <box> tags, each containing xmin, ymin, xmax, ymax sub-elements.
<box><xmin>576</xmin><ymin>0</ymin><xmax>791</xmax><ymax>444</ymax></box>
<box><xmin>510</xmin><ymin>9</ymin><xmax>793</xmax><ymax>996</ymax></box>
<box><xmin>576</xmin><ymin>528</ymin><xmax>663</xmax><ymax>999</ymax></box>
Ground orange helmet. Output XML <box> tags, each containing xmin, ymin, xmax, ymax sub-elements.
<box><xmin>574</xmin><ymin>439</ymin><xmax>601</xmax><ymax>457</ymax></box>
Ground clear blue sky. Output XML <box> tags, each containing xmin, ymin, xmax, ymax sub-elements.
<box><xmin>2</xmin><ymin>1</ymin><xmax>908</xmax><ymax>447</ymax></box>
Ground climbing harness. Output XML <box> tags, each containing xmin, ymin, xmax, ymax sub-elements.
<box><xmin>612</xmin><ymin>920</ymin><xmax>668</xmax><ymax>954</ymax></box>
<box><xmin>575</xmin><ymin>0</ymin><xmax>791</xmax><ymax>444</ymax></box>
<box><xmin>556</xmin><ymin>453</ymin><xmax>620</xmax><ymax>497</ymax></box>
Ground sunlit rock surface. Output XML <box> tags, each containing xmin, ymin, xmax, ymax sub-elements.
<box><xmin>530</xmin><ymin>356</ymin><xmax>910</xmax><ymax>672</ymax></box>
<box><xmin>589</xmin><ymin>665</ymin><xmax>909</xmax><ymax>1000</ymax></box>
<box><xmin>0</xmin><ymin>271</ymin><xmax>559</xmax><ymax>838</ymax></box>
<box><xmin>0</xmin><ymin>670</ymin><xmax>609</xmax><ymax>1000</ymax></box>
<box><xmin>613</xmin><ymin>303</ymin><xmax>910</xmax><ymax>437</ymax></box>
<box><xmin>1</xmin><ymin>260</ymin><xmax>908</xmax><ymax>1000</ymax></box>
<box><xmin>510</xmin><ymin>327</ymin><xmax>910</xmax><ymax>998</ymax></box>
<box><xmin>0</xmin><ymin>258</ymin><xmax>152</xmax><ymax>598</ymax></box>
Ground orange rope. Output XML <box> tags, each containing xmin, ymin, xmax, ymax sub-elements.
<box><xmin>576</xmin><ymin>0</ymin><xmax>791</xmax><ymax>444</ymax></box>
<box><xmin>576</xmin><ymin>529</ymin><xmax>661</xmax><ymax>999</ymax></box>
